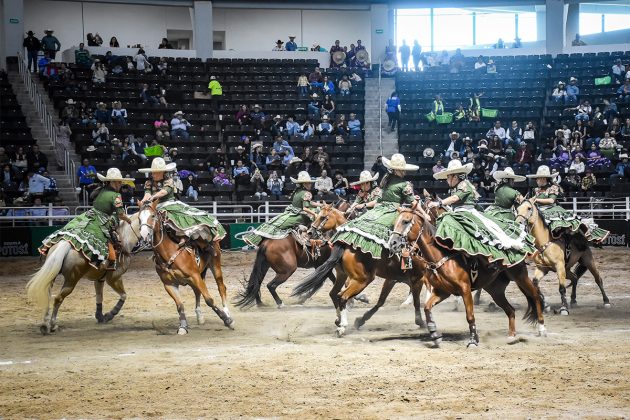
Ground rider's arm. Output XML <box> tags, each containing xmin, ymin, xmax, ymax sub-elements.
<box><xmin>148</xmin><ymin>178</ymin><xmax>173</xmax><ymax>202</ymax></box>
<box><xmin>535</xmin><ymin>197</ymin><xmax>555</xmax><ymax>205</ymax></box>
<box><xmin>113</xmin><ymin>193</ymin><xmax>131</xmax><ymax>223</ymax></box>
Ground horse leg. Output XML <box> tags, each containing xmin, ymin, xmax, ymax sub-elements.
<box><xmin>533</xmin><ymin>267</ymin><xmax>550</xmax><ymax>313</ymax></box>
<box><xmin>424</xmin><ymin>288</ymin><xmax>450</xmax><ymax>348</ymax></box>
<box><xmin>411</xmin><ymin>277</ymin><xmax>425</xmax><ymax>328</ymax></box>
<box><xmin>48</xmin><ymin>277</ymin><xmax>79</xmax><ymax>333</ymax></box>
<box><xmin>474</xmin><ymin>289</ymin><xmax>482</xmax><ymax>305</ymax></box>
<box><xmin>193</xmin><ymin>288</ymin><xmax>205</xmax><ymax>325</ymax></box>
<box><xmin>400</xmin><ymin>291</ymin><xmax>413</xmax><ymax>307</ymax></box>
<box><xmin>354</xmin><ymin>277</ymin><xmax>396</xmax><ymax>330</ymax></box>
<box><xmin>555</xmin><ymin>261</ymin><xmax>570</xmax><ymax>316</ymax></box>
<box><xmin>102</xmin><ymin>275</ymin><xmax>127</xmax><ymax>323</ymax></box>
<box><xmin>267</xmin><ymin>271</ymin><xmax>293</xmax><ymax>309</ymax></box>
<box><xmin>581</xmin><ymin>250</ymin><xmax>611</xmax><ymax>308</ymax></box>
<box><xmin>329</xmin><ymin>269</ymin><xmax>346</xmax><ymax>326</ymax></box>
<box><xmin>483</xmin><ymin>278</ymin><xmax>517</xmax><ymax>343</ymax></box>
<box><xmin>208</xmin><ymin>246</ymin><xmax>230</xmax><ymax>317</ymax></box>
<box><xmin>94</xmin><ymin>280</ymin><xmax>106</xmax><ymax>323</ymax></box>
<box><xmin>337</xmin><ymin>276</ymin><xmax>373</xmax><ymax>337</ymax></box>
<box><xmin>190</xmin><ymin>272</ymin><xmax>234</xmax><ymax>329</ymax></box>
<box><xmin>162</xmin><ymin>283</ymin><xmax>189</xmax><ymax>334</ymax></box>
<box><xmin>459</xmin><ymin>282</ymin><xmax>480</xmax><ymax>347</ymax></box>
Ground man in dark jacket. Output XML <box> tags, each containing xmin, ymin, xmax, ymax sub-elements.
<box><xmin>27</xmin><ymin>145</ymin><xmax>48</xmax><ymax>172</ymax></box>
<box><xmin>23</xmin><ymin>31</ymin><xmax>41</xmax><ymax>73</ymax></box>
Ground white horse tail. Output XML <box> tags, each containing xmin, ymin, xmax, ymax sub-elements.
<box><xmin>26</xmin><ymin>241</ymin><xmax>71</xmax><ymax>315</ymax></box>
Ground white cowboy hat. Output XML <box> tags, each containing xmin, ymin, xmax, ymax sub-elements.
<box><xmin>290</xmin><ymin>171</ymin><xmax>313</xmax><ymax>184</ymax></box>
<box><xmin>493</xmin><ymin>167</ymin><xmax>526</xmax><ymax>182</ymax></box>
<box><xmin>526</xmin><ymin>165</ymin><xmax>559</xmax><ymax>179</ymax></box>
<box><xmin>174</xmin><ymin>110</ymin><xmax>184</xmax><ymax>115</ymax></box>
<box><xmin>350</xmin><ymin>170</ymin><xmax>379</xmax><ymax>186</ymax></box>
<box><xmin>273</xmin><ymin>115</ymin><xmax>282</xmax><ymax>120</ymax></box>
<box><xmin>558</xmin><ymin>81</ymin><xmax>565</xmax><ymax>85</ymax></box>
<box><xmin>289</xmin><ymin>157</ymin><xmax>303</xmax><ymax>164</ymax></box>
<box><xmin>235</xmin><ymin>145</ymin><xmax>246</xmax><ymax>152</ymax></box>
<box><xmin>139</xmin><ymin>157</ymin><xmax>177</xmax><ymax>173</ymax></box>
<box><xmin>86</xmin><ymin>145</ymin><xmax>96</xmax><ymax>152</ymax></box>
<box><xmin>252</xmin><ymin>142</ymin><xmax>263</xmax><ymax>150</ymax></box>
<box><xmin>449</xmin><ymin>131</ymin><xmax>460</xmax><ymax>138</ymax></box>
<box><xmin>210</xmin><ymin>75</ymin><xmax>216</xmax><ymax>80</ymax></box>
<box><xmin>433</xmin><ymin>159</ymin><xmax>473</xmax><ymax>180</ymax></box>
<box><xmin>97</xmin><ymin>167</ymin><xmax>134</xmax><ymax>182</ymax></box>
<box><xmin>619</xmin><ymin>153</ymin><xmax>629</xmax><ymax>159</ymax></box>
<box><xmin>570</xmin><ymin>77</ymin><xmax>577</xmax><ymax>82</ymax></box>
<box><xmin>44</xmin><ymin>29</ymin><xmax>54</xmax><ymax>33</ymax></box>
<box><xmin>382</xmin><ymin>153</ymin><xmax>419</xmax><ymax>172</ymax></box>
<box><xmin>253</xmin><ymin>104</ymin><xmax>261</xmax><ymax>108</ymax></box>
<box><xmin>322</xmin><ymin>115</ymin><xmax>329</xmax><ymax>120</ymax></box>
<box><xmin>65</xmin><ymin>99</ymin><xmax>75</xmax><ymax>105</ymax></box>
<box><xmin>423</xmin><ymin>148</ymin><xmax>435</xmax><ymax>158</ymax></box>
<box><xmin>450</xmin><ymin>151</ymin><xmax>460</xmax><ymax>159</ymax></box>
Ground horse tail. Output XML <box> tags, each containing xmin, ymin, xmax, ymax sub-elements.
<box><xmin>26</xmin><ymin>241</ymin><xmax>71</xmax><ymax>316</ymax></box>
<box><xmin>292</xmin><ymin>244</ymin><xmax>344</xmax><ymax>300</ymax></box>
<box><xmin>234</xmin><ymin>244</ymin><xmax>270</xmax><ymax>308</ymax></box>
<box><xmin>518</xmin><ymin>284</ymin><xmax>542</xmax><ymax>326</ymax></box>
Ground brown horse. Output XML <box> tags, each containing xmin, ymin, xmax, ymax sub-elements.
<box><xmin>139</xmin><ymin>201</ymin><xmax>233</xmax><ymax>334</ymax></box>
<box><xmin>291</xmin><ymin>207</ymin><xmax>427</xmax><ymax>337</ymax></box>
<box><xmin>389</xmin><ymin>206</ymin><xmax>546</xmax><ymax>347</ymax></box>
<box><xmin>26</xmin><ymin>212</ymin><xmax>142</xmax><ymax>334</ymax></box>
<box><xmin>515</xmin><ymin>199</ymin><xmax>610</xmax><ymax>315</ymax></box>
<box><xmin>235</xmin><ymin>200</ymin><xmax>350</xmax><ymax>309</ymax></box>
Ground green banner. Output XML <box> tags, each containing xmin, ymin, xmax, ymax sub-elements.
<box><xmin>229</xmin><ymin>222</ymin><xmax>261</xmax><ymax>249</ymax></box>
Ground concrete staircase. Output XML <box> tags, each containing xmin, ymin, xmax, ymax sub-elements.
<box><xmin>362</xmin><ymin>77</ymin><xmax>399</xmax><ymax>169</ymax></box>
<box><xmin>8</xmin><ymin>71</ymin><xmax>80</xmax><ymax>207</ymax></box>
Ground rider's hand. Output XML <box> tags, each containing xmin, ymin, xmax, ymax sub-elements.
<box><xmin>427</xmin><ymin>201</ymin><xmax>439</xmax><ymax>209</ymax></box>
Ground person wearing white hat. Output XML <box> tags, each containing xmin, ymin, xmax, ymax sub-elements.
<box><xmin>430</xmin><ymin>160</ymin><xmax>534</xmax><ymax>266</ymax></box>
<box><xmin>139</xmin><ymin>158</ymin><xmax>226</xmax><ymax>249</ymax></box>
<box><xmin>484</xmin><ymin>168</ymin><xmax>526</xmax><ymax>221</ymax></box>
<box><xmin>552</xmin><ymin>81</ymin><xmax>567</xmax><ymax>104</ymax></box>
<box><xmin>566</xmin><ymin>77</ymin><xmax>579</xmax><ymax>104</ymax></box>
<box><xmin>329</xmin><ymin>154</ymin><xmax>418</xmax><ymax>258</ymax></box>
<box><xmin>345</xmin><ymin>170</ymin><xmax>380</xmax><ymax>216</ymax></box>
<box><xmin>244</xmin><ymin>171</ymin><xmax>321</xmax><ymax>246</ymax></box>
<box><xmin>526</xmin><ymin>165</ymin><xmax>609</xmax><ymax>242</ymax></box>
<box><xmin>40</xmin><ymin>168</ymin><xmax>133</xmax><ymax>270</ymax></box>
<box><xmin>170</xmin><ymin>111</ymin><xmax>191</xmax><ymax>140</ymax></box>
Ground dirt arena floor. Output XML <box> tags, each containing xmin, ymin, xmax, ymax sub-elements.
<box><xmin>1</xmin><ymin>248</ymin><xmax>630</xmax><ymax>419</ymax></box>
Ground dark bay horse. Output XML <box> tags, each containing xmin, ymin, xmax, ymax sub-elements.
<box><xmin>389</xmin><ymin>206</ymin><xmax>546</xmax><ymax>347</ymax></box>
<box><xmin>139</xmin><ymin>201</ymin><xmax>233</xmax><ymax>334</ymax></box>
<box><xmin>235</xmin><ymin>200</ymin><xmax>350</xmax><ymax>309</ymax></box>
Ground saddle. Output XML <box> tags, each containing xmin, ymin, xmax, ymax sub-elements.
<box><xmin>292</xmin><ymin>226</ymin><xmax>325</xmax><ymax>261</ymax></box>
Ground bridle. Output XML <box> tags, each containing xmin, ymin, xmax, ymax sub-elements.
<box><xmin>139</xmin><ymin>203</ymin><xmax>165</xmax><ymax>248</ymax></box>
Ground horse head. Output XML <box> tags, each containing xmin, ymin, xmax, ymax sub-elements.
<box><xmin>515</xmin><ymin>197</ymin><xmax>538</xmax><ymax>227</ymax></box>
<box><xmin>310</xmin><ymin>203</ymin><xmax>346</xmax><ymax>235</ymax></box>
<box><xmin>389</xmin><ymin>206</ymin><xmax>425</xmax><ymax>254</ymax></box>
<box><xmin>139</xmin><ymin>200</ymin><xmax>159</xmax><ymax>242</ymax></box>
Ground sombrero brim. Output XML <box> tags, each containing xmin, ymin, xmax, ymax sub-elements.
<box><xmin>493</xmin><ymin>171</ymin><xmax>526</xmax><ymax>182</ymax></box>
<box><xmin>526</xmin><ymin>171</ymin><xmax>559</xmax><ymax>179</ymax></box>
<box><xmin>97</xmin><ymin>173</ymin><xmax>135</xmax><ymax>182</ymax></box>
<box><xmin>139</xmin><ymin>162</ymin><xmax>177</xmax><ymax>173</ymax></box>
<box><xmin>290</xmin><ymin>177</ymin><xmax>313</xmax><ymax>184</ymax></box>
<box><xmin>433</xmin><ymin>163</ymin><xmax>473</xmax><ymax>180</ymax></box>
<box><xmin>382</xmin><ymin>156</ymin><xmax>419</xmax><ymax>171</ymax></box>
<box><xmin>349</xmin><ymin>173</ymin><xmax>379</xmax><ymax>186</ymax></box>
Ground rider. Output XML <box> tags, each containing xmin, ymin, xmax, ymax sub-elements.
<box><xmin>244</xmin><ymin>171</ymin><xmax>320</xmax><ymax>246</ymax></box>
<box><xmin>138</xmin><ymin>157</ymin><xmax>226</xmax><ymax>250</ymax></box>
<box><xmin>345</xmin><ymin>170</ymin><xmax>380</xmax><ymax>217</ymax></box>
<box><xmin>330</xmin><ymin>154</ymin><xmax>417</xmax><ymax>258</ymax></box>
<box><xmin>40</xmin><ymin>168</ymin><xmax>132</xmax><ymax>270</ymax></box>
<box><xmin>526</xmin><ymin>165</ymin><xmax>609</xmax><ymax>243</ymax></box>
<box><xmin>485</xmin><ymin>167</ymin><xmax>525</xmax><ymax>221</ymax></box>
<box><xmin>430</xmin><ymin>160</ymin><xmax>534</xmax><ymax>267</ymax></box>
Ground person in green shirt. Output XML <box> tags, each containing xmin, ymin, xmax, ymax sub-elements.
<box><xmin>331</xmin><ymin>154</ymin><xmax>418</xmax><ymax>259</ymax></box>
<box><xmin>207</xmin><ymin>75</ymin><xmax>223</xmax><ymax>111</ymax></box>
<box><xmin>345</xmin><ymin>170</ymin><xmax>380</xmax><ymax>217</ymax></box>
<box><xmin>485</xmin><ymin>167</ymin><xmax>525</xmax><ymax>221</ymax></box>
<box><xmin>40</xmin><ymin>168</ymin><xmax>133</xmax><ymax>270</ymax></box>
<box><xmin>430</xmin><ymin>160</ymin><xmax>533</xmax><ymax>267</ymax></box>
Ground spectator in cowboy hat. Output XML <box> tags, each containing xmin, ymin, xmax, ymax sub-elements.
<box><xmin>41</xmin><ymin>29</ymin><xmax>61</xmax><ymax>60</ymax></box>
<box><xmin>423</xmin><ymin>148</ymin><xmax>435</xmax><ymax>159</ymax></box>
<box><xmin>286</xmin><ymin>36</ymin><xmax>298</xmax><ymax>51</ymax></box>
<box><xmin>273</xmin><ymin>40</ymin><xmax>285</xmax><ymax>51</ymax></box>
<box><xmin>170</xmin><ymin>111</ymin><xmax>191</xmax><ymax>140</ymax></box>
<box><xmin>552</xmin><ymin>81</ymin><xmax>567</xmax><ymax>104</ymax></box>
<box><xmin>317</xmin><ymin>115</ymin><xmax>333</xmax><ymax>135</ymax></box>
<box><xmin>270</xmin><ymin>115</ymin><xmax>285</xmax><ymax>138</ymax></box>
<box><xmin>566</xmin><ymin>77</ymin><xmax>580</xmax><ymax>104</ymax></box>
<box><xmin>250</xmin><ymin>104</ymin><xmax>266</xmax><ymax>130</ymax></box>
<box><xmin>250</xmin><ymin>142</ymin><xmax>267</xmax><ymax>171</ymax></box>
<box><xmin>445</xmin><ymin>131</ymin><xmax>461</xmax><ymax>158</ymax></box>
<box><xmin>23</xmin><ymin>30</ymin><xmax>41</xmax><ymax>73</ymax></box>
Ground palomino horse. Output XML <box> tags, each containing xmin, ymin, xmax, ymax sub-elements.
<box><xmin>291</xmin><ymin>207</ymin><xmax>427</xmax><ymax>337</ymax></box>
<box><xmin>235</xmin><ymin>200</ymin><xmax>350</xmax><ymax>309</ymax></box>
<box><xmin>26</xmin><ymin>212</ymin><xmax>142</xmax><ymax>334</ymax></box>
<box><xmin>389</xmin><ymin>206</ymin><xmax>546</xmax><ymax>347</ymax></box>
<box><xmin>515</xmin><ymin>199</ymin><xmax>610</xmax><ymax>315</ymax></box>
<box><xmin>139</xmin><ymin>201</ymin><xmax>234</xmax><ymax>334</ymax></box>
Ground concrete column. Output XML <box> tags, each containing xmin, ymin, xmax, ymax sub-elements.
<box><xmin>545</xmin><ymin>0</ymin><xmax>566</xmax><ymax>55</ymax></box>
<box><xmin>535</xmin><ymin>4</ymin><xmax>546</xmax><ymax>42</ymax></box>
<box><xmin>565</xmin><ymin>3</ymin><xmax>579</xmax><ymax>48</ymax></box>
<box><xmin>370</xmin><ymin>3</ymin><xmax>388</xmax><ymax>65</ymax></box>
<box><xmin>1</xmin><ymin>0</ymin><xmax>25</xmax><ymax>67</ymax></box>
<box><xmin>192</xmin><ymin>0</ymin><xmax>213</xmax><ymax>59</ymax></box>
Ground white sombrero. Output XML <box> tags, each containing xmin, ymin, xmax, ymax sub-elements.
<box><xmin>252</xmin><ymin>142</ymin><xmax>263</xmax><ymax>150</ymax></box>
<box><xmin>433</xmin><ymin>159</ymin><xmax>473</xmax><ymax>180</ymax></box>
<box><xmin>290</xmin><ymin>171</ymin><xmax>313</xmax><ymax>184</ymax></box>
<box><xmin>493</xmin><ymin>167</ymin><xmax>526</xmax><ymax>182</ymax></box>
<box><xmin>382</xmin><ymin>153</ymin><xmax>419</xmax><ymax>172</ymax></box>
<box><xmin>526</xmin><ymin>165</ymin><xmax>559</xmax><ymax>179</ymax></box>
<box><xmin>289</xmin><ymin>157</ymin><xmax>302</xmax><ymax>164</ymax></box>
<box><xmin>97</xmin><ymin>167</ymin><xmax>134</xmax><ymax>182</ymax></box>
<box><xmin>139</xmin><ymin>157</ymin><xmax>177</xmax><ymax>173</ymax></box>
<box><xmin>350</xmin><ymin>170</ymin><xmax>379</xmax><ymax>186</ymax></box>
<box><xmin>423</xmin><ymin>148</ymin><xmax>435</xmax><ymax>158</ymax></box>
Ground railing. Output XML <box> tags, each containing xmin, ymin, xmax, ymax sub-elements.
<box><xmin>0</xmin><ymin>204</ymin><xmax>70</xmax><ymax>227</ymax></box>
<box><xmin>377</xmin><ymin>57</ymin><xmax>383</xmax><ymax>157</ymax></box>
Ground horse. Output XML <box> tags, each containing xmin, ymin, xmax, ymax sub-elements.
<box><xmin>389</xmin><ymin>205</ymin><xmax>546</xmax><ymax>347</ymax></box>
<box><xmin>26</xmin><ymin>212</ymin><xmax>142</xmax><ymax>335</ymax></box>
<box><xmin>291</xmin><ymin>208</ymin><xmax>428</xmax><ymax>337</ymax></box>
<box><xmin>139</xmin><ymin>201</ymin><xmax>233</xmax><ymax>334</ymax></box>
<box><xmin>515</xmin><ymin>199</ymin><xmax>610</xmax><ymax>315</ymax></box>
<box><xmin>235</xmin><ymin>200</ymin><xmax>350</xmax><ymax>309</ymax></box>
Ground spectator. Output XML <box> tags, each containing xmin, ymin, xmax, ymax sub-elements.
<box><xmin>213</xmin><ymin>168</ymin><xmax>232</xmax><ymax>187</ymax></box>
<box><xmin>91</xmin><ymin>59</ymin><xmax>107</xmax><ymax>84</ymax></box>
<box><xmin>572</xmin><ymin>33</ymin><xmax>586</xmax><ymax>46</ymax></box>
<box><xmin>431</xmin><ymin>94</ymin><xmax>444</xmax><ymax>118</ymax></box>
<box><xmin>76</xmin><ymin>158</ymin><xmax>97</xmax><ymax>193</ymax></box>
<box><xmin>41</xmin><ymin>29</ymin><xmax>60</xmax><ymax>59</ymax></box>
<box><xmin>581</xmin><ymin>169</ymin><xmax>596</xmax><ymax>193</ymax></box>
<box><xmin>286</xmin><ymin>36</ymin><xmax>298</xmax><ymax>52</ymax></box>
<box><xmin>2</xmin><ymin>164</ymin><xmax>17</xmax><ymax>190</ymax></box>
<box><xmin>338</xmin><ymin>75</ymin><xmax>352</xmax><ymax>96</ymax></box>
<box><xmin>158</xmin><ymin>38</ymin><xmax>173</xmax><ymax>49</ymax></box>
<box><xmin>505</xmin><ymin>121</ymin><xmax>523</xmax><ymax>147</ymax></box>
<box><xmin>385</xmin><ymin>91</ymin><xmax>401</xmax><ymax>132</ymax></box>
<box><xmin>285</xmin><ymin>115</ymin><xmax>300</xmax><ymax>138</ymax></box>
<box><xmin>322</xmin><ymin>76</ymin><xmax>335</xmax><ymax>96</ymax></box>
<box><xmin>488</xmin><ymin>135</ymin><xmax>503</xmax><ymax>155</ymax></box>
<box><xmin>474</xmin><ymin>56</ymin><xmax>486</xmax><ymax>72</ymax></box>
<box><xmin>94</xmin><ymin>102</ymin><xmax>111</xmax><ymax>124</ymax></box>
<box><xmin>611</xmin><ymin>153</ymin><xmax>629</xmax><ymax>182</ymax></box>
<box><xmin>312</xmin><ymin>156</ymin><xmax>331</xmax><ymax>178</ymax></box>
<box><xmin>321</xmin><ymin>95</ymin><xmax>335</xmax><ymax>118</ymax></box>
<box><xmin>523</xmin><ymin>121</ymin><xmax>536</xmax><ymax>143</ymax></box>
<box><xmin>299</xmin><ymin>119</ymin><xmax>315</xmax><ymax>140</ymax></box>
<box><xmin>250</xmin><ymin>104</ymin><xmax>266</xmax><ymax>130</ymax></box>
<box><xmin>574</xmin><ymin>101</ymin><xmax>592</xmax><ymax>121</ymax></box>
<box><xmin>202</xmin><ymin>147</ymin><xmax>227</xmax><ymax>173</ymax></box>
<box><xmin>432</xmin><ymin>159</ymin><xmax>445</xmax><ymax>174</ymax></box>
<box><xmin>266</xmin><ymin>149</ymin><xmax>284</xmax><ymax>172</ymax></box>
<box><xmin>130</xmin><ymin>137</ymin><xmax>148</xmax><ymax>163</ymax></box>
<box><xmin>297</xmin><ymin>73</ymin><xmax>309</xmax><ymax>96</ymax></box>
<box><xmin>126</xmin><ymin>57</ymin><xmax>135</xmax><ymax>72</ymax></box>
<box><xmin>315</xmin><ymin>170</ymin><xmax>333</xmax><ymax>197</ymax></box>
<box><xmin>569</xmin><ymin>155</ymin><xmax>585</xmax><ymax>174</ymax></box>
<box><xmin>569</xmin><ymin>131</ymin><xmax>583</xmax><ymax>151</ymax></box>
<box><xmin>272</xmin><ymin>40</ymin><xmax>285</xmax><ymax>51</ymax></box>
<box><xmin>621</xmin><ymin>118</ymin><xmax>630</xmax><ymax>141</ymax></box>
<box><xmin>348</xmin><ymin>113</ymin><xmax>362</xmax><ymax>136</ymax></box>
<box><xmin>207</xmin><ymin>75</ymin><xmax>223</xmax><ymax>111</ymax></box>
<box><xmin>250</xmin><ymin>143</ymin><xmax>267</xmax><ymax>171</ymax></box>
<box><xmin>75</xmin><ymin>43</ymin><xmax>91</xmax><ymax>68</ymax></box>
<box><xmin>563</xmin><ymin>169</ymin><xmax>582</xmax><ymax>192</ymax></box>
<box><xmin>135</xmin><ymin>49</ymin><xmax>151</xmax><ymax>73</ymax></box>
<box><xmin>281</xmin><ymin>145</ymin><xmax>295</xmax><ymax>167</ymax></box>
<box><xmin>111</xmin><ymin>101</ymin><xmax>127</xmax><ymax>126</ymax></box>
<box><xmin>617</xmin><ymin>78</ymin><xmax>630</xmax><ymax>103</ymax></box>
<box><xmin>551</xmin><ymin>81</ymin><xmax>567</xmax><ymax>103</ymax></box>
<box><xmin>154</xmin><ymin>114</ymin><xmax>170</xmax><ymax>140</ymax></box>
<box><xmin>566</xmin><ymin>77</ymin><xmax>580</xmax><ymax>103</ymax></box>
<box><xmin>183</xmin><ymin>174</ymin><xmax>199</xmax><ymax>201</ymax></box>
<box><xmin>140</xmin><ymin>83</ymin><xmax>159</xmax><ymax>105</ymax></box>
<box><xmin>513</xmin><ymin>142</ymin><xmax>532</xmax><ymax>173</ymax></box>
<box><xmin>270</xmin><ymin>115</ymin><xmax>285</xmax><ymax>138</ymax></box>
<box><xmin>599</xmin><ymin>132</ymin><xmax>618</xmax><ymax>158</ymax></box>
<box><xmin>250</xmin><ymin>169</ymin><xmax>267</xmax><ymax>199</ymax></box>
<box><xmin>333</xmin><ymin>171</ymin><xmax>349</xmax><ymax>196</ymax></box>
<box><xmin>399</xmin><ymin>40</ymin><xmax>410</xmax><ymax>72</ymax></box>
<box><xmin>412</xmin><ymin>40</ymin><xmax>422</xmax><ymax>72</ymax></box>
<box><xmin>612</xmin><ymin>59</ymin><xmax>626</xmax><ymax>84</ymax></box>
<box><xmin>486</xmin><ymin>59</ymin><xmax>497</xmax><ymax>74</ymax></box>
<box><xmin>586</xmin><ymin>143</ymin><xmax>610</xmax><ymax>169</ymax></box>
<box><xmin>23</xmin><ymin>30</ymin><xmax>41</xmax><ymax>73</ymax></box>
<box><xmin>494</xmin><ymin>38</ymin><xmax>505</xmax><ymax>49</ymax></box>
<box><xmin>157</xmin><ymin>57</ymin><xmax>168</xmax><ymax>75</ymax></box>
<box><xmin>23</xmin><ymin>170</ymin><xmax>51</xmax><ymax>201</ymax></box>
<box><xmin>109</xmin><ymin>36</ymin><xmax>120</xmax><ymax>47</ymax></box>
<box><xmin>55</xmin><ymin>121</ymin><xmax>72</xmax><ymax>169</ymax></box>
<box><xmin>308</xmin><ymin>94</ymin><xmax>321</xmax><ymax>119</ymax></box>
<box><xmin>445</xmin><ymin>132</ymin><xmax>461</xmax><ymax>158</ymax></box>
<box><xmin>267</xmin><ymin>171</ymin><xmax>284</xmax><ymax>199</ymax></box>
<box><xmin>91</xmin><ymin>122</ymin><xmax>109</xmax><ymax>145</ymax></box>
<box><xmin>335</xmin><ymin>114</ymin><xmax>348</xmax><ymax>137</ymax></box>
<box><xmin>27</xmin><ymin>145</ymin><xmax>48</xmax><ymax>172</ymax></box>
<box><xmin>371</xmin><ymin>156</ymin><xmax>387</xmax><ymax>180</ymax></box>
<box><xmin>479</xmin><ymin>170</ymin><xmax>495</xmax><ymax>198</ymax></box>
<box><xmin>486</xmin><ymin>120</ymin><xmax>506</xmax><ymax>141</ymax></box>
<box><xmin>317</xmin><ymin>115</ymin><xmax>333</xmax><ymax>135</ymax></box>
<box><xmin>170</xmin><ymin>111</ymin><xmax>191</xmax><ymax>140</ymax></box>
<box><xmin>308</xmin><ymin>67</ymin><xmax>323</xmax><ymax>89</ymax></box>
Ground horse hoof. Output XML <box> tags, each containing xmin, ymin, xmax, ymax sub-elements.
<box><xmin>177</xmin><ymin>327</ymin><xmax>188</xmax><ymax>335</ymax></box>
<box><xmin>334</xmin><ymin>319</ymin><xmax>341</xmax><ymax>327</ymax></box>
<box><xmin>543</xmin><ymin>305</ymin><xmax>551</xmax><ymax>314</ymax></box>
<box><xmin>277</xmin><ymin>303</ymin><xmax>284</xmax><ymax>309</ymax></box>
<box><xmin>39</xmin><ymin>324</ymin><xmax>50</xmax><ymax>335</ymax></box>
<box><xmin>196</xmin><ymin>316</ymin><xmax>206</xmax><ymax>325</ymax></box>
<box><xmin>95</xmin><ymin>313</ymin><xmax>105</xmax><ymax>323</ymax></box>
<box><xmin>538</xmin><ymin>326</ymin><xmax>547</xmax><ymax>337</ymax></box>
<box><xmin>507</xmin><ymin>335</ymin><xmax>519</xmax><ymax>345</ymax></box>
<box><xmin>50</xmin><ymin>324</ymin><xmax>59</xmax><ymax>332</ymax></box>
<box><xmin>354</xmin><ymin>318</ymin><xmax>364</xmax><ymax>330</ymax></box>
<box><xmin>570</xmin><ymin>301</ymin><xmax>578</xmax><ymax>308</ymax></box>
<box><xmin>603</xmin><ymin>303</ymin><xmax>612</xmax><ymax>309</ymax></box>
<box><xmin>336</xmin><ymin>327</ymin><xmax>345</xmax><ymax>337</ymax></box>
<box><xmin>432</xmin><ymin>337</ymin><xmax>442</xmax><ymax>348</ymax></box>
<box><xmin>559</xmin><ymin>308</ymin><xmax>569</xmax><ymax>316</ymax></box>
<box><xmin>467</xmin><ymin>341</ymin><xmax>479</xmax><ymax>349</ymax></box>
<box><xmin>224</xmin><ymin>318</ymin><xmax>235</xmax><ymax>330</ymax></box>
<box><xmin>415</xmin><ymin>319</ymin><xmax>425</xmax><ymax>329</ymax></box>
<box><xmin>355</xmin><ymin>294</ymin><xmax>370</xmax><ymax>304</ymax></box>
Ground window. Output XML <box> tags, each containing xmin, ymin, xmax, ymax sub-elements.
<box><xmin>604</xmin><ymin>13</ymin><xmax>630</xmax><ymax>32</ymax></box>
<box><xmin>433</xmin><ymin>8</ymin><xmax>473</xmax><ymax>51</ymax></box>
<box><xmin>516</xmin><ymin>12</ymin><xmax>537</xmax><ymax>42</ymax></box>
<box><xmin>579</xmin><ymin>12</ymin><xmax>602</xmax><ymax>35</ymax></box>
<box><xmin>396</xmin><ymin>9</ymin><xmax>431</xmax><ymax>54</ymax></box>
<box><xmin>475</xmin><ymin>12</ymin><xmax>516</xmax><ymax>46</ymax></box>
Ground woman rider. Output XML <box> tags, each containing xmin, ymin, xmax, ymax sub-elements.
<box><xmin>345</xmin><ymin>170</ymin><xmax>380</xmax><ymax>218</ymax></box>
<box><xmin>526</xmin><ymin>165</ymin><xmax>608</xmax><ymax>243</ymax></box>
<box><xmin>40</xmin><ymin>168</ymin><xmax>132</xmax><ymax>270</ymax></box>
<box><xmin>429</xmin><ymin>160</ymin><xmax>534</xmax><ymax>267</ymax></box>
<box><xmin>485</xmin><ymin>167</ymin><xmax>526</xmax><ymax>221</ymax></box>
<box><xmin>138</xmin><ymin>158</ymin><xmax>226</xmax><ymax>249</ymax></box>
<box><xmin>244</xmin><ymin>171</ymin><xmax>320</xmax><ymax>246</ymax></box>
<box><xmin>331</xmin><ymin>154</ymin><xmax>417</xmax><ymax>259</ymax></box>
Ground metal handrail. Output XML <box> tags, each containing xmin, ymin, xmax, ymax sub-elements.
<box><xmin>378</xmin><ymin>56</ymin><xmax>383</xmax><ymax>157</ymax></box>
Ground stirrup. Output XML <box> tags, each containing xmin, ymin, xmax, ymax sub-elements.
<box><xmin>177</xmin><ymin>239</ymin><xmax>187</xmax><ymax>249</ymax></box>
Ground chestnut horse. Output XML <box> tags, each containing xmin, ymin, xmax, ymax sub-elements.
<box><xmin>515</xmin><ymin>199</ymin><xmax>610</xmax><ymax>315</ymax></box>
<box><xmin>235</xmin><ymin>200</ymin><xmax>350</xmax><ymax>309</ymax></box>
<box><xmin>139</xmin><ymin>201</ymin><xmax>233</xmax><ymax>334</ymax></box>
<box><xmin>389</xmin><ymin>206</ymin><xmax>546</xmax><ymax>347</ymax></box>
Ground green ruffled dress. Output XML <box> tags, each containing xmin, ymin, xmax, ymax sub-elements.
<box><xmin>435</xmin><ymin>179</ymin><xmax>535</xmax><ymax>267</ymax></box>
<box><xmin>147</xmin><ymin>178</ymin><xmax>226</xmax><ymax>243</ymax></box>
<box><xmin>39</xmin><ymin>187</ymin><xmax>123</xmax><ymax>268</ymax></box>
<box><xmin>244</xmin><ymin>188</ymin><xmax>314</xmax><ymax>246</ymax></box>
<box><xmin>331</xmin><ymin>175</ymin><xmax>414</xmax><ymax>258</ymax></box>
<box><xmin>534</xmin><ymin>184</ymin><xmax>609</xmax><ymax>243</ymax></box>
<box><xmin>484</xmin><ymin>183</ymin><xmax>520</xmax><ymax>221</ymax></box>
